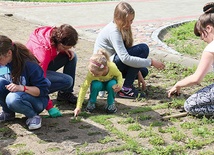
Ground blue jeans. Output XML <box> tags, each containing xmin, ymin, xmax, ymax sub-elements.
<box><xmin>90</xmin><ymin>79</ymin><xmax>117</xmax><ymax>105</ymax></box>
<box><xmin>113</xmin><ymin>43</ymin><xmax>149</xmax><ymax>87</ymax></box>
<box><xmin>47</xmin><ymin>52</ymin><xmax>77</xmax><ymax>93</ymax></box>
<box><xmin>0</xmin><ymin>78</ymin><xmax>48</xmax><ymax>118</ymax></box>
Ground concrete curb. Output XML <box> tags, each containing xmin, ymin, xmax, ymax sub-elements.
<box><xmin>151</xmin><ymin>20</ymin><xmax>199</xmax><ymax>68</ymax></box>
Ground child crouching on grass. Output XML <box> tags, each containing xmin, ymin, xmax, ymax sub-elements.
<box><xmin>74</xmin><ymin>49</ymin><xmax>123</xmax><ymax>116</ymax></box>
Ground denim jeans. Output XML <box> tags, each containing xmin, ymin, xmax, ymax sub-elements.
<box><xmin>47</xmin><ymin>52</ymin><xmax>77</xmax><ymax>93</ymax></box>
<box><xmin>0</xmin><ymin>78</ymin><xmax>48</xmax><ymax>118</ymax></box>
<box><xmin>89</xmin><ymin>79</ymin><xmax>117</xmax><ymax>105</ymax></box>
<box><xmin>113</xmin><ymin>43</ymin><xmax>149</xmax><ymax>87</ymax></box>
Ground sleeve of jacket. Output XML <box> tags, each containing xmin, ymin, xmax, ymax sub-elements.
<box><xmin>26</xmin><ymin>62</ymin><xmax>51</xmax><ymax>97</ymax></box>
<box><xmin>76</xmin><ymin>72</ymin><xmax>93</xmax><ymax>109</ymax></box>
<box><xmin>110</xmin><ymin>62</ymin><xmax>123</xmax><ymax>87</ymax></box>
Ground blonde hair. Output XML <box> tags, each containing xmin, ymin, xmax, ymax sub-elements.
<box><xmin>114</xmin><ymin>2</ymin><xmax>134</xmax><ymax>48</ymax></box>
<box><xmin>89</xmin><ymin>49</ymin><xmax>110</xmax><ymax>73</ymax></box>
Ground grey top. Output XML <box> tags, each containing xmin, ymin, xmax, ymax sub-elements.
<box><xmin>93</xmin><ymin>21</ymin><xmax>152</xmax><ymax>68</ymax></box>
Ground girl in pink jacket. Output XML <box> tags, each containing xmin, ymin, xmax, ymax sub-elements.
<box><xmin>26</xmin><ymin>24</ymin><xmax>78</xmax><ymax>117</ymax></box>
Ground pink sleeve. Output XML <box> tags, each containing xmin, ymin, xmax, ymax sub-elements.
<box><xmin>46</xmin><ymin>99</ymin><xmax>54</xmax><ymax>110</ymax></box>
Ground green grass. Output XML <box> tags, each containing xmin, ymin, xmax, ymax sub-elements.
<box><xmin>163</xmin><ymin>21</ymin><xmax>207</xmax><ymax>57</ymax></box>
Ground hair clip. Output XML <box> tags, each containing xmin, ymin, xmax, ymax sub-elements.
<box><xmin>90</xmin><ymin>60</ymin><xmax>106</xmax><ymax>69</ymax></box>
<box><xmin>100</xmin><ymin>64</ymin><xmax>104</xmax><ymax>68</ymax></box>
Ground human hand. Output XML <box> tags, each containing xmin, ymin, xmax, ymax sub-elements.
<box><xmin>74</xmin><ymin>108</ymin><xmax>81</xmax><ymax>117</ymax></box>
<box><xmin>168</xmin><ymin>85</ymin><xmax>181</xmax><ymax>98</ymax></box>
<box><xmin>151</xmin><ymin>59</ymin><xmax>165</xmax><ymax>70</ymax></box>
<box><xmin>64</xmin><ymin>50</ymin><xmax>75</xmax><ymax>60</ymax></box>
<box><xmin>138</xmin><ymin>72</ymin><xmax>146</xmax><ymax>90</ymax></box>
<box><xmin>112</xmin><ymin>84</ymin><xmax>121</xmax><ymax>92</ymax></box>
<box><xmin>5</xmin><ymin>83</ymin><xmax>23</xmax><ymax>92</ymax></box>
<box><xmin>48</xmin><ymin>107</ymin><xmax>62</xmax><ymax>118</ymax></box>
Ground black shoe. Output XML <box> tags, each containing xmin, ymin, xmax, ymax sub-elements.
<box><xmin>57</xmin><ymin>92</ymin><xmax>77</xmax><ymax>104</ymax></box>
<box><xmin>118</xmin><ymin>86</ymin><xmax>144</xmax><ymax>99</ymax></box>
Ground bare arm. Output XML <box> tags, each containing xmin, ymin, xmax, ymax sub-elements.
<box><xmin>168</xmin><ymin>51</ymin><xmax>213</xmax><ymax>97</ymax></box>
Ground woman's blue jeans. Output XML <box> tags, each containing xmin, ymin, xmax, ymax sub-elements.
<box><xmin>47</xmin><ymin>52</ymin><xmax>77</xmax><ymax>93</ymax></box>
<box><xmin>0</xmin><ymin>78</ymin><xmax>48</xmax><ymax>118</ymax></box>
<box><xmin>113</xmin><ymin>43</ymin><xmax>149</xmax><ymax>87</ymax></box>
<box><xmin>89</xmin><ymin>79</ymin><xmax>117</xmax><ymax>105</ymax></box>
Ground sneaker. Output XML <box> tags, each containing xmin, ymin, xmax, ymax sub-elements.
<box><xmin>57</xmin><ymin>91</ymin><xmax>77</xmax><ymax>104</ymax></box>
<box><xmin>105</xmin><ymin>104</ymin><xmax>117</xmax><ymax>114</ymax></box>
<box><xmin>99</xmin><ymin>91</ymin><xmax>105</xmax><ymax>98</ymax></box>
<box><xmin>85</xmin><ymin>101</ymin><xmax>96</xmax><ymax>112</ymax></box>
<box><xmin>118</xmin><ymin>86</ymin><xmax>137</xmax><ymax>99</ymax></box>
<box><xmin>0</xmin><ymin>111</ymin><xmax>15</xmax><ymax>122</ymax></box>
<box><xmin>26</xmin><ymin>115</ymin><xmax>42</xmax><ymax>130</ymax></box>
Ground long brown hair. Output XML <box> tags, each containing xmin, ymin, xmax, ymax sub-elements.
<box><xmin>0</xmin><ymin>35</ymin><xmax>38</xmax><ymax>84</ymax></box>
<box><xmin>50</xmin><ymin>24</ymin><xmax>78</xmax><ymax>47</ymax></box>
<box><xmin>194</xmin><ymin>2</ymin><xmax>214</xmax><ymax>37</ymax></box>
<box><xmin>114</xmin><ymin>2</ymin><xmax>134</xmax><ymax>48</ymax></box>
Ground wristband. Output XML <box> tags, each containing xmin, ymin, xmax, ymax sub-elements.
<box><xmin>23</xmin><ymin>85</ymin><xmax>28</xmax><ymax>92</ymax></box>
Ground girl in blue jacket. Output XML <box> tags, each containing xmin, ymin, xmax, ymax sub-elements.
<box><xmin>0</xmin><ymin>35</ymin><xmax>51</xmax><ymax>130</ymax></box>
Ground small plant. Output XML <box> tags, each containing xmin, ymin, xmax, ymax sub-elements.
<box><xmin>139</xmin><ymin>114</ymin><xmax>152</xmax><ymax>121</ymax></box>
<box><xmin>158</xmin><ymin>126</ymin><xmax>177</xmax><ymax>133</ymax></box>
<box><xmin>47</xmin><ymin>147</ymin><xmax>61</xmax><ymax>152</ymax></box>
<box><xmin>192</xmin><ymin>126</ymin><xmax>212</xmax><ymax>138</ymax></box>
<box><xmin>69</xmin><ymin>116</ymin><xmax>82</xmax><ymax>123</ymax></box>
<box><xmin>180</xmin><ymin>121</ymin><xmax>198</xmax><ymax>129</ymax></box>
<box><xmin>149</xmin><ymin>136</ymin><xmax>165</xmax><ymax>146</ymax></box>
<box><xmin>172</xmin><ymin>131</ymin><xmax>186</xmax><ymax>141</ymax></box>
<box><xmin>139</xmin><ymin>127</ymin><xmax>157</xmax><ymax>138</ymax></box>
<box><xmin>10</xmin><ymin>143</ymin><xmax>26</xmax><ymax>148</ymax></box>
<box><xmin>185</xmin><ymin>139</ymin><xmax>204</xmax><ymax>149</ymax></box>
<box><xmin>98</xmin><ymin>136</ymin><xmax>115</xmax><ymax>144</ymax></box>
<box><xmin>17</xmin><ymin>150</ymin><xmax>35</xmax><ymax>155</ymax></box>
<box><xmin>150</xmin><ymin>121</ymin><xmax>163</xmax><ymax>127</ymax></box>
<box><xmin>118</xmin><ymin>117</ymin><xmax>135</xmax><ymax>124</ymax></box>
<box><xmin>88</xmin><ymin>131</ymin><xmax>102</xmax><ymax>136</ymax></box>
<box><xmin>127</xmin><ymin>123</ymin><xmax>142</xmax><ymax>131</ymax></box>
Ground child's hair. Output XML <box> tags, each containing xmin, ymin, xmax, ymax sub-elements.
<box><xmin>0</xmin><ymin>35</ymin><xmax>38</xmax><ymax>84</ymax></box>
<box><xmin>194</xmin><ymin>2</ymin><xmax>214</xmax><ymax>37</ymax></box>
<box><xmin>89</xmin><ymin>49</ymin><xmax>110</xmax><ymax>73</ymax></box>
<box><xmin>51</xmin><ymin>24</ymin><xmax>78</xmax><ymax>47</ymax></box>
<box><xmin>114</xmin><ymin>2</ymin><xmax>134</xmax><ymax>48</ymax></box>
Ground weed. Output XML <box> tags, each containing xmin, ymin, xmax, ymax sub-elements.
<box><xmin>98</xmin><ymin>136</ymin><xmax>115</xmax><ymax>144</ymax></box>
<box><xmin>149</xmin><ymin>136</ymin><xmax>165</xmax><ymax>146</ymax></box>
<box><xmin>127</xmin><ymin>123</ymin><xmax>142</xmax><ymax>131</ymax></box>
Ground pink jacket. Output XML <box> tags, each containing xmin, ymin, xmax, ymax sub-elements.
<box><xmin>26</xmin><ymin>26</ymin><xmax>57</xmax><ymax>77</ymax></box>
<box><xmin>26</xmin><ymin>26</ymin><xmax>57</xmax><ymax>111</ymax></box>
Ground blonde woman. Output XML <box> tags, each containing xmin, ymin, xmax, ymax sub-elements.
<box><xmin>93</xmin><ymin>2</ymin><xmax>164</xmax><ymax>99</ymax></box>
<box><xmin>74</xmin><ymin>49</ymin><xmax>123</xmax><ymax>116</ymax></box>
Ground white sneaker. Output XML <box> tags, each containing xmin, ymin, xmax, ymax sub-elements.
<box><xmin>99</xmin><ymin>91</ymin><xmax>105</xmax><ymax>98</ymax></box>
<box><xmin>26</xmin><ymin>115</ymin><xmax>42</xmax><ymax>130</ymax></box>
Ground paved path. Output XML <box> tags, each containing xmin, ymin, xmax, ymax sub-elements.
<box><xmin>0</xmin><ymin>0</ymin><xmax>211</xmax><ymax>66</ymax></box>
